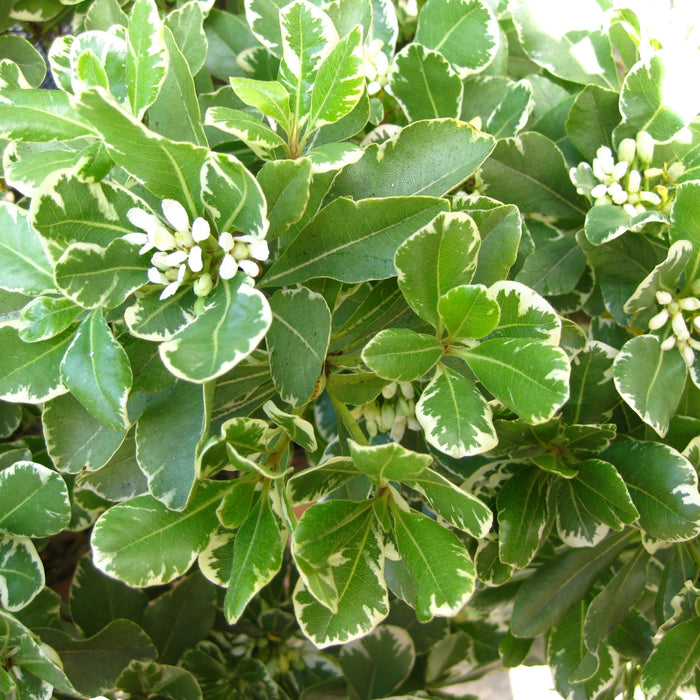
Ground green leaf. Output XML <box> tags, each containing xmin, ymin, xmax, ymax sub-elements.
<box><xmin>515</xmin><ymin>234</ymin><xmax>587</xmax><ymax>297</ymax></box>
<box><xmin>340</xmin><ymin>625</ymin><xmax>415</xmax><ymax>700</ymax></box>
<box><xmin>293</xmin><ymin>501</ymin><xmax>388</xmax><ymax>647</ymax></box>
<box><xmin>70</xmin><ymin>554</ymin><xmax>148</xmax><ymax>637</ymax></box>
<box><xmin>511</xmin><ymin>0</ymin><xmax>617</xmax><ymax>89</ymax></box>
<box><xmin>256</xmin><ymin>157</ymin><xmax>312</xmax><ymax>241</ymax></box>
<box><xmin>38</xmin><ymin>620</ymin><xmax>157</xmax><ymax>698</ymax></box>
<box><xmin>54</xmin><ymin>240</ymin><xmax>148</xmax><ymax>310</ymax></box>
<box><xmin>29</xmin><ymin>169</ymin><xmax>146</xmax><ymax>265</ymax></box>
<box><xmin>308</xmin><ymin>25</ymin><xmax>364</xmax><ymax>129</ymax></box>
<box><xmin>126</xmin><ymin>0</ymin><xmax>167</xmax><ymax>120</ymax></box>
<box><xmin>388</xmin><ymin>43</ymin><xmax>462</xmax><ymax>121</ymax></box>
<box><xmin>262</xmin><ymin>196</ymin><xmax>448</xmax><ymax>286</ymax></box>
<box><xmin>415</xmin><ymin>0</ymin><xmax>498</xmax><ymax>76</ymax></box>
<box><xmin>0</xmin><ymin>202</ymin><xmax>54</xmax><ymax>295</ymax></box>
<box><xmin>0</xmin><ymin>326</ymin><xmax>71</xmax><ymax>404</ymax></box>
<box><xmin>60</xmin><ymin>309</ymin><xmax>132</xmax><ymax>430</ymax></box>
<box><xmin>416</xmin><ymin>364</ymin><xmax>497</xmax><ymax>458</ymax></box>
<box><xmin>403</xmin><ymin>468</ymin><xmax>492</xmax><ymax>539</ymax></box>
<box><xmin>18</xmin><ymin>297</ymin><xmax>82</xmax><ymax>344</ymax></box>
<box><xmin>485</xmin><ymin>79</ymin><xmax>533</xmax><ymax>139</ymax></box>
<box><xmin>557</xmin><ymin>459</ymin><xmax>638</xmax><ymax>547</ymax></box>
<box><xmin>348</xmin><ymin>440</ymin><xmax>432</xmax><ymax>485</ymax></box>
<box><xmin>391</xmin><ymin>506</ymin><xmax>476</xmax><ymax>622</ymax></box>
<box><xmin>438</xmin><ymin>284</ymin><xmax>500</xmax><ymax>341</ymax></box>
<box><xmin>230</xmin><ymin>77</ymin><xmax>292</xmax><ymax>133</ymax></box>
<box><xmin>583</xmin><ymin>546</ymin><xmax>649</xmax><ymax>653</ymax></box>
<box><xmin>614</xmin><ymin>52</ymin><xmax>700</xmax><ymax>144</ymax></box>
<box><xmin>216</xmin><ymin>478</ymin><xmax>257</xmax><ymax>529</ymax></box>
<box><xmin>116</xmin><ymin>661</ymin><xmax>202</xmax><ymax>700</ymax></box>
<box><xmin>286</xmin><ymin>456</ymin><xmax>359</xmax><ymax>505</ymax></box>
<box><xmin>262</xmin><ymin>400</ymin><xmax>317</xmax><ymax>451</ymax></box>
<box><xmin>124</xmin><ymin>287</ymin><xmax>195</xmax><ymax>342</ymax></box>
<box><xmin>641</xmin><ymin>617</ymin><xmax>700</xmax><ymax>700</ymax></box>
<box><xmin>511</xmin><ymin>529</ymin><xmax>634</xmax><ymax>638</ymax></box>
<box><xmin>613</xmin><ymin>335</ymin><xmax>687</xmax><ymax>437</ymax></box>
<box><xmin>497</xmin><ymin>466</ymin><xmax>549</xmax><ymax>568</ymax></box>
<box><xmin>0</xmin><ymin>88</ymin><xmax>97</xmax><ymax>141</ymax></box>
<box><xmin>565</xmin><ymin>84</ymin><xmax>620</xmax><ymax>161</ymax></box>
<box><xmin>329</xmin><ymin>119</ymin><xmax>495</xmax><ymax>199</ymax></box>
<box><xmin>159</xmin><ymin>276</ymin><xmax>271</xmax><ymax>383</ymax></box>
<box><xmin>205</xmin><ymin>107</ymin><xmax>289</xmax><ymax>159</ymax></box>
<box><xmin>479</xmin><ymin>132</ymin><xmax>587</xmax><ymax>224</ymax></box>
<box><xmin>602</xmin><ymin>441</ymin><xmax>700</xmax><ymax>545</ymax></box>
<box><xmin>0</xmin><ymin>536</ymin><xmax>44</xmax><ymax>611</ymax></box>
<box><xmin>457</xmin><ymin>337</ymin><xmax>570</xmax><ymax>424</ymax></box>
<box><xmin>224</xmin><ymin>490</ymin><xmax>284</xmax><ymax>623</ymax></box>
<box><xmin>670</xmin><ymin>181</ymin><xmax>700</xmax><ymax>284</ymax></box>
<box><xmin>0</xmin><ymin>461</ymin><xmax>70</xmax><ymax>537</ymax></box>
<box><xmin>278</xmin><ymin>0</ymin><xmax>338</xmax><ymax>122</ymax></box>
<box><xmin>135</xmin><ymin>381</ymin><xmax>205</xmax><ymax>510</ymax></box>
<box><xmin>91</xmin><ymin>480</ymin><xmax>229</xmax><ymax>587</ymax></box>
<box><xmin>362</xmin><ymin>329</ymin><xmax>443</xmax><ymax>382</ymax></box>
<box><xmin>0</xmin><ymin>36</ymin><xmax>46</xmax><ymax>86</ymax></box>
<box><xmin>74</xmin><ymin>88</ymin><xmax>207</xmax><ymax>215</ymax></box>
<box><xmin>165</xmin><ymin>1</ymin><xmax>207</xmax><ymax>74</ymax></box>
<box><xmin>267</xmin><ymin>286</ymin><xmax>330</xmax><ymax>407</ymax></box>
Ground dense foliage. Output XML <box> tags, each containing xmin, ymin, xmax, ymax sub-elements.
<box><xmin>1</xmin><ymin>0</ymin><xmax>700</xmax><ymax>697</ymax></box>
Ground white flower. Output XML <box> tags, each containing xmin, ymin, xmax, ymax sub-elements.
<box><xmin>192</xmin><ymin>217</ymin><xmax>211</xmax><ymax>242</ymax></box>
<box><xmin>160</xmin><ymin>264</ymin><xmax>186</xmax><ymax>299</ymax></box>
<box><xmin>162</xmin><ymin>199</ymin><xmax>190</xmax><ymax>232</ymax></box>
<box><xmin>648</xmin><ymin>308</ymin><xmax>669</xmax><ymax>330</ymax></box>
<box><xmin>188</xmin><ymin>245</ymin><xmax>203</xmax><ymax>273</ymax></box>
<box><xmin>219</xmin><ymin>253</ymin><xmax>238</xmax><ymax>280</ymax></box>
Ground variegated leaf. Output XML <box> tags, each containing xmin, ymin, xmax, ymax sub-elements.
<box><xmin>0</xmin><ymin>536</ymin><xmax>44</xmax><ymax>611</ymax></box>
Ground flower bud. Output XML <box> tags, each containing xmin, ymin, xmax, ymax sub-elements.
<box><xmin>617</xmin><ymin>138</ymin><xmax>636</xmax><ymax>164</ymax></box>
<box><xmin>636</xmin><ymin>131</ymin><xmax>654</xmax><ymax>163</ymax></box>
<box><xmin>591</xmin><ymin>183</ymin><xmax>608</xmax><ymax>199</ymax></box>
<box><xmin>380</xmin><ymin>403</ymin><xmax>396</xmax><ymax>432</ymax></box>
<box><xmin>678</xmin><ymin>297</ymin><xmax>700</xmax><ymax>311</ymax></box>
<box><xmin>623</xmin><ymin>203</ymin><xmax>639</xmax><ymax>218</ymax></box>
<box><xmin>399</xmin><ymin>381</ymin><xmax>415</xmax><ymax>400</ymax></box>
<box><xmin>193</xmin><ymin>274</ymin><xmax>214</xmax><ymax>297</ymax></box>
<box><xmin>667</xmin><ymin>161</ymin><xmax>685</xmax><ymax>182</ymax></box>
<box><xmin>660</xmin><ymin>335</ymin><xmax>677</xmax><ymax>351</ymax></box>
<box><xmin>382</xmin><ymin>381</ymin><xmax>398</xmax><ymax>399</ymax></box>
<box><xmin>627</xmin><ymin>169</ymin><xmax>641</xmax><ymax>193</ymax></box>
<box><xmin>656</xmin><ymin>290</ymin><xmax>673</xmax><ymax>305</ymax></box>
<box><xmin>390</xmin><ymin>415</ymin><xmax>407</xmax><ymax>442</ymax></box>
<box><xmin>612</xmin><ymin>160</ymin><xmax>629</xmax><ymax>181</ymax></box>
<box><xmin>644</xmin><ymin>167</ymin><xmax>664</xmax><ymax>179</ymax></box>
<box><xmin>232</xmin><ymin>241</ymin><xmax>250</xmax><ymax>260</ymax></box>
<box><xmin>648</xmin><ymin>308</ymin><xmax>669</xmax><ymax>330</ymax></box>
<box><xmin>680</xmin><ymin>343</ymin><xmax>695</xmax><ymax>367</ymax></box>
<box><xmin>672</xmin><ymin>312</ymin><xmax>690</xmax><ymax>341</ymax></box>
<box><xmin>640</xmin><ymin>190</ymin><xmax>662</xmax><ymax>206</ymax></box>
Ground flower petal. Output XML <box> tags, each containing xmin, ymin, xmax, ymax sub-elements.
<box><xmin>191</xmin><ymin>217</ymin><xmax>211</xmax><ymax>242</ymax></box>
<box><xmin>188</xmin><ymin>245</ymin><xmax>203</xmax><ymax>272</ymax></box>
<box><xmin>162</xmin><ymin>199</ymin><xmax>190</xmax><ymax>231</ymax></box>
<box><xmin>127</xmin><ymin>207</ymin><xmax>159</xmax><ymax>234</ymax></box>
<box><xmin>219</xmin><ymin>253</ymin><xmax>238</xmax><ymax>279</ymax></box>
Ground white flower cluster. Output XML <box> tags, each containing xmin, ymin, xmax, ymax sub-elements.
<box><xmin>351</xmin><ymin>381</ymin><xmax>420</xmax><ymax>442</ymax></box>
<box><xmin>569</xmin><ymin>131</ymin><xmax>684</xmax><ymax>217</ymax></box>
<box><xmin>362</xmin><ymin>39</ymin><xmax>390</xmax><ymax>96</ymax></box>
<box><xmin>649</xmin><ymin>283</ymin><xmax>700</xmax><ymax>366</ymax></box>
<box><xmin>123</xmin><ymin>199</ymin><xmax>269</xmax><ymax>300</ymax></box>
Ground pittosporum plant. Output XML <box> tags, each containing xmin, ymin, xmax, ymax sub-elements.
<box><xmin>1</xmin><ymin>0</ymin><xmax>700</xmax><ymax>698</ymax></box>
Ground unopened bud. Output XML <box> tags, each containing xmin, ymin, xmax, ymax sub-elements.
<box><xmin>399</xmin><ymin>382</ymin><xmax>414</xmax><ymax>399</ymax></box>
<box><xmin>656</xmin><ymin>290</ymin><xmax>673</xmax><ymax>305</ymax></box>
<box><xmin>627</xmin><ymin>169</ymin><xmax>641</xmax><ymax>193</ymax></box>
<box><xmin>617</xmin><ymin>138</ymin><xmax>636</xmax><ymax>164</ymax></box>
<box><xmin>672</xmin><ymin>312</ymin><xmax>690</xmax><ymax>341</ymax></box>
<box><xmin>382</xmin><ymin>382</ymin><xmax>398</xmax><ymax>399</ymax></box>
<box><xmin>648</xmin><ymin>308</ymin><xmax>669</xmax><ymax>330</ymax></box>
<box><xmin>667</xmin><ymin>161</ymin><xmax>685</xmax><ymax>182</ymax></box>
<box><xmin>636</xmin><ymin>131</ymin><xmax>654</xmax><ymax>163</ymax></box>
<box><xmin>660</xmin><ymin>335</ymin><xmax>677</xmax><ymax>351</ymax></box>
<box><xmin>194</xmin><ymin>274</ymin><xmax>213</xmax><ymax>297</ymax></box>
<box><xmin>678</xmin><ymin>297</ymin><xmax>700</xmax><ymax>311</ymax></box>
<box><xmin>612</xmin><ymin>160</ymin><xmax>629</xmax><ymax>180</ymax></box>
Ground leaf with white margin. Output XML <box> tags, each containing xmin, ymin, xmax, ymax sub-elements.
<box><xmin>18</xmin><ymin>297</ymin><xmax>83</xmax><ymax>344</ymax></box>
<box><xmin>243</xmin><ymin>0</ymin><xmax>290</xmax><ymax>56</ymax></box>
<box><xmin>286</xmin><ymin>456</ymin><xmax>359</xmax><ymax>505</ymax></box>
<box><xmin>390</xmin><ymin>504</ymin><xmax>475</xmax><ymax>622</ymax></box>
<box><xmin>456</xmin><ymin>337</ymin><xmax>570</xmax><ymax>424</ymax></box>
<box><xmin>394</xmin><ymin>210</ymin><xmax>480</xmax><ymax>328</ymax></box>
<box><xmin>415</xmin><ymin>0</ymin><xmax>498</xmax><ymax>77</ymax></box>
<box><xmin>403</xmin><ymin>468</ymin><xmax>492</xmax><ymax>539</ymax></box>
<box><xmin>202</xmin><ymin>151</ymin><xmax>268</xmax><ymax>238</ymax></box>
<box><xmin>362</xmin><ymin>329</ymin><xmax>444</xmax><ymax>382</ymax></box>
<box><xmin>0</xmin><ymin>326</ymin><xmax>71</xmax><ymax>404</ymax></box>
<box><xmin>160</xmin><ymin>275</ymin><xmax>271</xmax><ymax>383</ymax></box>
<box><xmin>348</xmin><ymin>440</ymin><xmax>433</xmax><ymax>485</ymax></box>
<box><xmin>438</xmin><ymin>284</ymin><xmax>500</xmax><ymax>341</ymax></box>
<box><xmin>205</xmin><ymin>107</ymin><xmax>289</xmax><ymax>160</ymax></box>
<box><xmin>230</xmin><ymin>77</ymin><xmax>292</xmax><ymax>133</ymax></box>
<box><xmin>388</xmin><ymin>43</ymin><xmax>462</xmax><ymax>122</ymax></box>
<box><xmin>416</xmin><ymin>364</ymin><xmax>497</xmax><ymax>458</ymax></box>
<box><xmin>126</xmin><ymin>0</ymin><xmax>167</xmax><ymax>120</ymax></box>
<box><xmin>263</xmin><ymin>400</ymin><xmax>317</xmax><ymax>452</ymax></box>
<box><xmin>602</xmin><ymin>441</ymin><xmax>700</xmax><ymax>545</ymax></box>
<box><xmin>61</xmin><ymin>309</ymin><xmax>132</xmax><ymax>431</ymax></box>
<box><xmin>340</xmin><ymin>625</ymin><xmax>415</xmax><ymax>700</ymax></box>
<box><xmin>556</xmin><ymin>458</ymin><xmax>638</xmax><ymax>548</ymax></box>
<box><xmin>0</xmin><ymin>202</ymin><xmax>54</xmax><ymax>295</ymax></box>
<box><xmin>73</xmin><ymin>88</ymin><xmax>207</xmax><ymax>215</ymax></box>
<box><xmin>135</xmin><ymin>380</ymin><xmax>205</xmax><ymax>511</ymax></box>
<box><xmin>487</xmin><ymin>280</ymin><xmax>561</xmax><ymax>343</ymax></box>
<box><xmin>0</xmin><ymin>461</ymin><xmax>70</xmax><ymax>537</ymax></box>
<box><xmin>613</xmin><ymin>335</ymin><xmax>687</xmax><ymax>437</ymax></box>
<box><xmin>91</xmin><ymin>480</ymin><xmax>230</xmax><ymax>587</ymax></box>
<box><xmin>293</xmin><ymin>501</ymin><xmax>388</xmax><ymax>647</ymax></box>
<box><xmin>224</xmin><ymin>489</ymin><xmax>284</xmax><ymax>623</ymax></box>
<box><xmin>124</xmin><ymin>287</ymin><xmax>195</xmax><ymax>342</ymax></box>
<box><xmin>641</xmin><ymin>617</ymin><xmax>700</xmax><ymax>700</ymax></box>
<box><xmin>0</xmin><ymin>88</ymin><xmax>97</xmax><ymax>141</ymax></box>
<box><xmin>54</xmin><ymin>239</ymin><xmax>148</xmax><ymax>310</ymax></box>
<box><xmin>197</xmin><ymin>525</ymin><xmax>235</xmax><ymax>587</ymax></box>
<box><xmin>0</xmin><ymin>536</ymin><xmax>44</xmax><ymax>611</ymax></box>
<box><xmin>266</xmin><ymin>286</ymin><xmax>330</xmax><ymax>407</ymax></box>
<box><xmin>278</xmin><ymin>0</ymin><xmax>338</xmax><ymax>122</ymax></box>
<box><xmin>29</xmin><ymin>168</ymin><xmax>150</xmax><ymax>265</ymax></box>
<box><xmin>308</xmin><ymin>24</ymin><xmax>364</xmax><ymax>130</ymax></box>
<box><xmin>670</xmin><ymin>181</ymin><xmax>700</xmax><ymax>284</ymax></box>
<box><xmin>262</xmin><ymin>196</ymin><xmax>448</xmax><ymax>287</ymax></box>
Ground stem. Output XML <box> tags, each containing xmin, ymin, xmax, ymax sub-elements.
<box><xmin>328</xmin><ymin>388</ymin><xmax>368</xmax><ymax>446</ymax></box>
